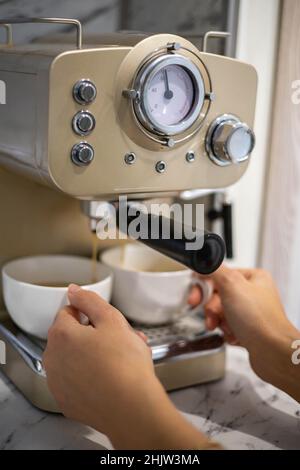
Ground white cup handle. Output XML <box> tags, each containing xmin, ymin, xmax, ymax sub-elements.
<box><xmin>175</xmin><ymin>278</ymin><xmax>213</xmax><ymax>321</ymax></box>
<box><xmin>79</xmin><ymin>312</ymin><xmax>90</xmax><ymax>325</ymax></box>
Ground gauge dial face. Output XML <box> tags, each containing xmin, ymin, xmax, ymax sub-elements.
<box><xmin>133</xmin><ymin>55</ymin><xmax>205</xmax><ymax>136</ymax></box>
<box><xmin>145</xmin><ymin>64</ymin><xmax>194</xmax><ymax>127</ymax></box>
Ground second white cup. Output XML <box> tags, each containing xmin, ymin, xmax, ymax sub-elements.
<box><xmin>101</xmin><ymin>244</ymin><xmax>212</xmax><ymax>325</ymax></box>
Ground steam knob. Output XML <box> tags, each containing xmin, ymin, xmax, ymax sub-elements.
<box><xmin>71</xmin><ymin>143</ymin><xmax>94</xmax><ymax>166</ymax></box>
<box><xmin>206</xmin><ymin>114</ymin><xmax>255</xmax><ymax>166</ymax></box>
<box><xmin>73</xmin><ymin>79</ymin><xmax>97</xmax><ymax>104</ymax></box>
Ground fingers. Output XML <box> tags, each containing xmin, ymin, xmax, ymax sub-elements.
<box><xmin>68</xmin><ymin>284</ymin><xmax>117</xmax><ymax>328</ymax></box>
<box><xmin>47</xmin><ymin>306</ymin><xmax>83</xmax><ymax>351</ymax></box>
<box><xmin>204</xmin><ymin>296</ymin><xmax>239</xmax><ymax>344</ymax></box>
<box><xmin>53</xmin><ymin>305</ymin><xmax>82</xmax><ymax>329</ymax></box>
<box><xmin>194</xmin><ymin>266</ymin><xmax>273</xmax><ymax>302</ymax></box>
<box><xmin>199</xmin><ymin>265</ymin><xmax>247</xmax><ymax>297</ymax></box>
<box><xmin>188</xmin><ymin>280</ymin><xmax>213</xmax><ymax>307</ymax></box>
<box><xmin>206</xmin><ymin>265</ymin><xmax>240</xmax><ymax>284</ymax></box>
<box><xmin>236</xmin><ymin>268</ymin><xmax>268</xmax><ymax>282</ymax></box>
<box><xmin>205</xmin><ymin>293</ymin><xmax>222</xmax><ymax>330</ymax></box>
<box><xmin>235</xmin><ymin>268</ymin><xmax>256</xmax><ymax>280</ymax></box>
<box><xmin>206</xmin><ymin>311</ymin><xmax>220</xmax><ymax>330</ymax></box>
<box><xmin>188</xmin><ymin>285</ymin><xmax>202</xmax><ymax>307</ymax></box>
<box><xmin>212</xmin><ymin>266</ymin><xmax>271</xmax><ymax>285</ymax></box>
<box><xmin>205</xmin><ymin>292</ymin><xmax>222</xmax><ymax>312</ymax></box>
<box><xmin>219</xmin><ymin>317</ymin><xmax>239</xmax><ymax>345</ymax></box>
<box><xmin>135</xmin><ymin>330</ymin><xmax>148</xmax><ymax>344</ymax></box>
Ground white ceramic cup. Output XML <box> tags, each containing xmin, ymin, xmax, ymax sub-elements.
<box><xmin>101</xmin><ymin>244</ymin><xmax>212</xmax><ymax>325</ymax></box>
<box><xmin>2</xmin><ymin>255</ymin><xmax>113</xmax><ymax>339</ymax></box>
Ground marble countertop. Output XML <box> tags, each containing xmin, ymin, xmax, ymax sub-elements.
<box><xmin>0</xmin><ymin>346</ymin><xmax>299</xmax><ymax>450</ymax></box>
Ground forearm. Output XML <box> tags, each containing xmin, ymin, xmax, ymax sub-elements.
<box><xmin>103</xmin><ymin>375</ymin><xmax>221</xmax><ymax>450</ymax></box>
<box><xmin>249</xmin><ymin>322</ymin><xmax>300</xmax><ymax>402</ymax></box>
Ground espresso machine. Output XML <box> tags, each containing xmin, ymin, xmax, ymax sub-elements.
<box><xmin>0</xmin><ymin>18</ymin><xmax>257</xmax><ymax>412</ymax></box>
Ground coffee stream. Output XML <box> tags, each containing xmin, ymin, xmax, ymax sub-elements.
<box><xmin>120</xmin><ymin>245</ymin><xmax>126</xmax><ymax>267</ymax></box>
<box><xmin>91</xmin><ymin>232</ymin><xmax>99</xmax><ymax>284</ymax></box>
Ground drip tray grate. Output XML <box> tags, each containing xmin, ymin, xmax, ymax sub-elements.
<box><xmin>132</xmin><ymin>314</ymin><xmax>206</xmax><ymax>346</ymax></box>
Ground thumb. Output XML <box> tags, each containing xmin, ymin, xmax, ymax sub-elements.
<box><xmin>135</xmin><ymin>330</ymin><xmax>148</xmax><ymax>344</ymax></box>
<box><xmin>68</xmin><ymin>284</ymin><xmax>115</xmax><ymax>328</ymax></box>
<box><xmin>204</xmin><ymin>265</ymin><xmax>246</xmax><ymax>296</ymax></box>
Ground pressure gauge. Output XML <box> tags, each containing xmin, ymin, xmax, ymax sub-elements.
<box><xmin>132</xmin><ymin>54</ymin><xmax>205</xmax><ymax>136</ymax></box>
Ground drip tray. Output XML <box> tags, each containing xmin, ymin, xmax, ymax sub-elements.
<box><xmin>0</xmin><ymin>314</ymin><xmax>225</xmax><ymax>413</ymax></box>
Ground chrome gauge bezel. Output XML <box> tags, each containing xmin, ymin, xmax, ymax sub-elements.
<box><xmin>132</xmin><ymin>54</ymin><xmax>205</xmax><ymax>136</ymax></box>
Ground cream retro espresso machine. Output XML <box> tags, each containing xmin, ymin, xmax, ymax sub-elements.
<box><xmin>0</xmin><ymin>18</ymin><xmax>257</xmax><ymax>412</ymax></box>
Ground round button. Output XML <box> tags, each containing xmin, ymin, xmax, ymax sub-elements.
<box><xmin>186</xmin><ymin>151</ymin><xmax>195</xmax><ymax>163</ymax></box>
<box><xmin>73</xmin><ymin>80</ymin><xmax>97</xmax><ymax>104</ymax></box>
<box><xmin>155</xmin><ymin>161</ymin><xmax>166</xmax><ymax>173</ymax></box>
<box><xmin>71</xmin><ymin>143</ymin><xmax>94</xmax><ymax>166</ymax></box>
<box><xmin>124</xmin><ymin>153</ymin><xmax>136</xmax><ymax>165</ymax></box>
<box><xmin>72</xmin><ymin>111</ymin><xmax>95</xmax><ymax>136</ymax></box>
<box><xmin>206</xmin><ymin>114</ymin><xmax>255</xmax><ymax>166</ymax></box>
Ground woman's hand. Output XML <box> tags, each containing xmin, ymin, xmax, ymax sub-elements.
<box><xmin>43</xmin><ymin>284</ymin><xmax>220</xmax><ymax>449</ymax></box>
<box><xmin>190</xmin><ymin>266</ymin><xmax>300</xmax><ymax>402</ymax></box>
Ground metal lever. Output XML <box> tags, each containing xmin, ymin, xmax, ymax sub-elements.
<box><xmin>0</xmin><ymin>322</ymin><xmax>45</xmax><ymax>376</ymax></box>
<box><xmin>207</xmin><ymin>201</ymin><xmax>233</xmax><ymax>259</ymax></box>
<box><xmin>0</xmin><ymin>24</ymin><xmax>12</xmax><ymax>46</ymax></box>
<box><xmin>0</xmin><ymin>17</ymin><xmax>82</xmax><ymax>49</ymax></box>
<box><xmin>203</xmin><ymin>31</ymin><xmax>231</xmax><ymax>53</ymax></box>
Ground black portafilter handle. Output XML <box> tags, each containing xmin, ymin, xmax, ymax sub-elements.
<box><xmin>117</xmin><ymin>208</ymin><xmax>225</xmax><ymax>275</ymax></box>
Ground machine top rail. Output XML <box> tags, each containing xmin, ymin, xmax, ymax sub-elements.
<box><xmin>0</xmin><ymin>17</ymin><xmax>82</xmax><ymax>49</ymax></box>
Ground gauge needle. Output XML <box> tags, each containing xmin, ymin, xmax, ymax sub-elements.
<box><xmin>163</xmin><ymin>70</ymin><xmax>174</xmax><ymax>100</ymax></box>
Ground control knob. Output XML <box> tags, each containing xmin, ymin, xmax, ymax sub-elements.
<box><xmin>206</xmin><ymin>114</ymin><xmax>255</xmax><ymax>166</ymax></box>
<box><xmin>73</xmin><ymin>79</ymin><xmax>97</xmax><ymax>104</ymax></box>
<box><xmin>71</xmin><ymin>142</ymin><xmax>94</xmax><ymax>166</ymax></box>
<box><xmin>72</xmin><ymin>111</ymin><xmax>95</xmax><ymax>136</ymax></box>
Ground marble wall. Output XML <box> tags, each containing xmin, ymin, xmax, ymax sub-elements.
<box><xmin>120</xmin><ymin>0</ymin><xmax>234</xmax><ymax>52</ymax></box>
<box><xmin>121</xmin><ymin>0</ymin><xmax>229</xmax><ymax>32</ymax></box>
<box><xmin>0</xmin><ymin>0</ymin><xmax>120</xmax><ymax>43</ymax></box>
<box><xmin>0</xmin><ymin>0</ymin><xmax>237</xmax><ymax>53</ymax></box>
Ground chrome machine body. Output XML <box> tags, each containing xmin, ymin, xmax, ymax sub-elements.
<box><xmin>0</xmin><ymin>19</ymin><xmax>257</xmax><ymax>412</ymax></box>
